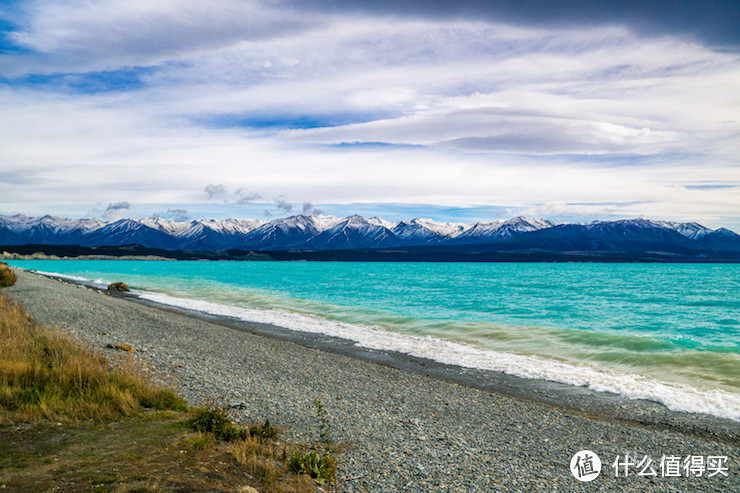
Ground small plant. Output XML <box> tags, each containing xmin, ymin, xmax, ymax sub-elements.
<box><xmin>286</xmin><ymin>399</ymin><xmax>338</xmax><ymax>487</ymax></box>
<box><xmin>186</xmin><ymin>405</ymin><xmax>247</xmax><ymax>442</ymax></box>
<box><xmin>250</xmin><ymin>418</ymin><xmax>279</xmax><ymax>440</ymax></box>
<box><xmin>288</xmin><ymin>451</ymin><xmax>336</xmax><ymax>486</ymax></box>
<box><xmin>314</xmin><ymin>398</ymin><xmax>331</xmax><ymax>447</ymax></box>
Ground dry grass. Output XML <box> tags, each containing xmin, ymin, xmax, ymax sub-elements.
<box><xmin>0</xmin><ymin>263</ymin><xmax>17</xmax><ymax>288</ymax></box>
<box><xmin>231</xmin><ymin>434</ymin><xmax>317</xmax><ymax>493</ymax></box>
<box><xmin>0</xmin><ymin>292</ymin><xmax>186</xmax><ymax>424</ymax></box>
<box><xmin>186</xmin><ymin>405</ymin><xmax>318</xmax><ymax>492</ymax></box>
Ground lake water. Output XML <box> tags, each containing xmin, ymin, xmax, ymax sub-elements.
<box><xmin>8</xmin><ymin>260</ymin><xmax>740</xmax><ymax>420</ymax></box>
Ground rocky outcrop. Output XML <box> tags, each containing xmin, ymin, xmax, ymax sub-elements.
<box><xmin>107</xmin><ymin>282</ymin><xmax>130</xmax><ymax>292</ymax></box>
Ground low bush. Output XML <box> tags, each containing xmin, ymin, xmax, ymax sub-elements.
<box><xmin>186</xmin><ymin>405</ymin><xmax>248</xmax><ymax>442</ymax></box>
<box><xmin>0</xmin><ymin>263</ymin><xmax>17</xmax><ymax>288</ymax></box>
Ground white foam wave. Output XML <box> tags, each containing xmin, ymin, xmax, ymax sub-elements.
<box><xmin>32</xmin><ymin>270</ymin><xmax>110</xmax><ymax>288</ymax></box>
<box><xmin>138</xmin><ymin>291</ymin><xmax>740</xmax><ymax>421</ymax></box>
<box><xmin>34</xmin><ymin>270</ymin><xmax>93</xmax><ymax>283</ymax></box>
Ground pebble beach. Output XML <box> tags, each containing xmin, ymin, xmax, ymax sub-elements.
<box><xmin>6</xmin><ymin>268</ymin><xmax>739</xmax><ymax>492</ymax></box>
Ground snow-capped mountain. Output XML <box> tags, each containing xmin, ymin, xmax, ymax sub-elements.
<box><xmin>0</xmin><ymin>214</ymin><xmax>106</xmax><ymax>245</ymax></box>
<box><xmin>392</xmin><ymin>218</ymin><xmax>469</xmax><ymax>245</ymax></box>
<box><xmin>81</xmin><ymin>219</ymin><xmax>180</xmax><ymax>250</ymax></box>
<box><xmin>139</xmin><ymin>217</ymin><xmax>267</xmax><ymax>250</ymax></box>
<box><xmin>1</xmin><ymin>213</ymin><xmax>738</xmax><ymax>258</ymax></box>
<box><xmin>304</xmin><ymin>215</ymin><xmax>402</xmax><ymax>249</ymax></box>
<box><xmin>242</xmin><ymin>215</ymin><xmax>344</xmax><ymax>250</ymax></box>
<box><xmin>452</xmin><ymin>216</ymin><xmax>555</xmax><ymax>243</ymax></box>
<box><xmin>656</xmin><ymin>221</ymin><xmax>712</xmax><ymax>239</ymax></box>
<box><xmin>139</xmin><ymin>217</ymin><xmax>193</xmax><ymax>237</ymax></box>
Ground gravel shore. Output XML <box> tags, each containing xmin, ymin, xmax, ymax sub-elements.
<box><xmin>6</xmin><ymin>269</ymin><xmax>739</xmax><ymax>492</ymax></box>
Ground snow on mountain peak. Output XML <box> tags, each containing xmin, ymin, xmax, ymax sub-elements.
<box><xmin>140</xmin><ymin>217</ymin><xmax>191</xmax><ymax>236</ymax></box>
<box><xmin>395</xmin><ymin>218</ymin><xmax>470</xmax><ymax>239</ymax></box>
<box><xmin>504</xmin><ymin>216</ymin><xmax>554</xmax><ymax>229</ymax></box>
<box><xmin>658</xmin><ymin>221</ymin><xmax>712</xmax><ymax>239</ymax></box>
<box><xmin>588</xmin><ymin>218</ymin><xmax>715</xmax><ymax>239</ymax></box>
<box><xmin>367</xmin><ymin>216</ymin><xmax>399</xmax><ymax>229</ymax></box>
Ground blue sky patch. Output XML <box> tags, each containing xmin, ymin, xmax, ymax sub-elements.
<box><xmin>196</xmin><ymin>112</ymin><xmax>391</xmax><ymax>131</ymax></box>
<box><xmin>684</xmin><ymin>184</ymin><xmax>737</xmax><ymax>190</ymax></box>
<box><xmin>1</xmin><ymin>67</ymin><xmax>154</xmax><ymax>93</ymax></box>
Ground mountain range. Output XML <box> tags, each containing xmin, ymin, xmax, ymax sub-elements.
<box><xmin>1</xmin><ymin>213</ymin><xmax>739</xmax><ymax>261</ymax></box>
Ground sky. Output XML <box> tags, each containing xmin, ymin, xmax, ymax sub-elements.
<box><xmin>1</xmin><ymin>0</ymin><xmax>739</xmax><ymax>229</ymax></box>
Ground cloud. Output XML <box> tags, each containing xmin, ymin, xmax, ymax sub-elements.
<box><xmin>164</xmin><ymin>208</ymin><xmax>191</xmax><ymax>222</ymax></box>
<box><xmin>1</xmin><ymin>0</ymin><xmax>316</xmax><ymax>77</ymax></box>
<box><xmin>106</xmin><ymin>201</ymin><xmax>130</xmax><ymax>211</ymax></box>
<box><xmin>287</xmin><ymin>103</ymin><xmax>679</xmax><ymax>155</ymax></box>
<box><xmin>517</xmin><ymin>201</ymin><xmax>617</xmax><ymax>219</ymax></box>
<box><xmin>275</xmin><ymin>197</ymin><xmax>293</xmax><ymax>213</ymax></box>
<box><xmin>235</xmin><ymin>189</ymin><xmax>263</xmax><ymax>204</ymax></box>
<box><xmin>302</xmin><ymin>202</ymin><xmax>324</xmax><ymax>215</ymax></box>
<box><xmin>286</xmin><ymin>0</ymin><xmax>740</xmax><ymax>48</ymax></box>
<box><xmin>205</xmin><ymin>184</ymin><xmax>227</xmax><ymax>199</ymax></box>
<box><xmin>103</xmin><ymin>200</ymin><xmax>131</xmax><ymax>220</ymax></box>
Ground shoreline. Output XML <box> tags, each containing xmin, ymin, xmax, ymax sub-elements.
<box><xmin>24</xmin><ymin>268</ymin><xmax>740</xmax><ymax>444</ymax></box>
<box><xmin>133</xmin><ymin>286</ymin><xmax>740</xmax><ymax>444</ymax></box>
<box><xmin>6</xmin><ymin>268</ymin><xmax>740</xmax><ymax>491</ymax></box>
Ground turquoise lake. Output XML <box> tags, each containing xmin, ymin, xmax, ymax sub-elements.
<box><xmin>8</xmin><ymin>260</ymin><xmax>740</xmax><ymax>420</ymax></box>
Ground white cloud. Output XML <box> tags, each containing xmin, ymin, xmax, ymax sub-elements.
<box><xmin>3</xmin><ymin>0</ymin><xmax>316</xmax><ymax>76</ymax></box>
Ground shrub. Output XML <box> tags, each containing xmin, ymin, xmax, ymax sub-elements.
<box><xmin>0</xmin><ymin>263</ymin><xmax>17</xmax><ymax>288</ymax></box>
<box><xmin>186</xmin><ymin>405</ymin><xmax>248</xmax><ymax>442</ymax></box>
